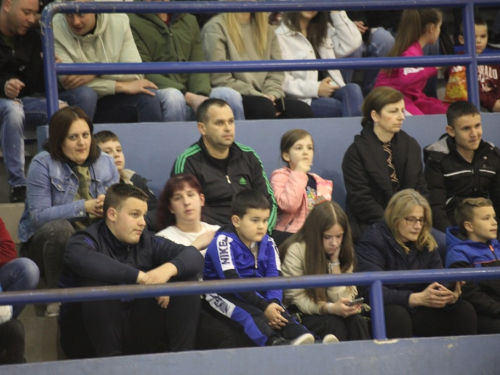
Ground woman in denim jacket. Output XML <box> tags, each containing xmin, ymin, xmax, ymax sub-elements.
<box><xmin>18</xmin><ymin>107</ymin><xmax>119</xmax><ymax>296</ymax></box>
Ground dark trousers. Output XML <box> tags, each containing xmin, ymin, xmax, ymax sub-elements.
<box><xmin>207</xmin><ymin>293</ymin><xmax>310</xmax><ymax>346</ymax></box>
<box><xmin>477</xmin><ymin>314</ymin><xmax>500</xmax><ymax>334</ymax></box>
<box><xmin>384</xmin><ymin>301</ymin><xmax>477</xmax><ymax>339</ymax></box>
<box><xmin>60</xmin><ymin>277</ymin><xmax>200</xmax><ymax>358</ymax></box>
<box><xmin>301</xmin><ymin>313</ymin><xmax>371</xmax><ymax>341</ymax></box>
<box><xmin>0</xmin><ymin>320</ymin><xmax>25</xmax><ymax>365</ymax></box>
<box><xmin>241</xmin><ymin>95</ymin><xmax>313</xmax><ymax>120</ymax></box>
<box><xmin>94</xmin><ymin>92</ymin><xmax>163</xmax><ymax>123</ymax></box>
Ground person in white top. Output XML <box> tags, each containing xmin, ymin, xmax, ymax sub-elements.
<box><xmin>156</xmin><ymin>174</ymin><xmax>218</xmax><ymax>255</ymax></box>
<box><xmin>275</xmin><ymin>11</ymin><xmax>364</xmax><ymax>118</ymax></box>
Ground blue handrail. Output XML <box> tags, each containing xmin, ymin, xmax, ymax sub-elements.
<box><xmin>2</xmin><ymin>267</ymin><xmax>499</xmax><ymax>340</ymax></box>
<box><xmin>41</xmin><ymin>0</ymin><xmax>500</xmax><ymax>118</ymax></box>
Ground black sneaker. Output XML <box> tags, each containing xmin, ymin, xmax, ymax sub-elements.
<box><xmin>266</xmin><ymin>336</ymin><xmax>290</xmax><ymax>346</ymax></box>
<box><xmin>9</xmin><ymin>186</ymin><xmax>26</xmax><ymax>203</ymax></box>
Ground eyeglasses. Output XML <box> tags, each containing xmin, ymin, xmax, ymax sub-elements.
<box><xmin>405</xmin><ymin>217</ymin><xmax>426</xmax><ymax>226</ymax></box>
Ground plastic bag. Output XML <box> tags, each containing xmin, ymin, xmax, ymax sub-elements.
<box><xmin>444</xmin><ymin>66</ymin><xmax>468</xmax><ymax>102</ymax></box>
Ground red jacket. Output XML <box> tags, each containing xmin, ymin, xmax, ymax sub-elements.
<box><xmin>0</xmin><ymin>218</ymin><xmax>17</xmax><ymax>268</ymax></box>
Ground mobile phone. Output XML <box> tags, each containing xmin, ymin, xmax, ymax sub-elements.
<box><xmin>346</xmin><ymin>297</ymin><xmax>364</xmax><ymax>306</ymax></box>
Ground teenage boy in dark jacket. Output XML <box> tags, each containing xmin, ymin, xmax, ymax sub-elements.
<box><xmin>424</xmin><ymin>101</ymin><xmax>500</xmax><ymax>234</ymax></box>
<box><xmin>59</xmin><ymin>184</ymin><xmax>207</xmax><ymax>358</ymax></box>
<box><xmin>172</xmin><ymin>99</ymin><xmax>277</xmax><ymax>230</ymax></box>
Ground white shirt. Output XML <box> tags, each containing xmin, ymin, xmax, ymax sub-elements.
<box><xmin>156</xmin><ymin>222</ymin><xmax>220</xmax><ymax>256</ymax></box>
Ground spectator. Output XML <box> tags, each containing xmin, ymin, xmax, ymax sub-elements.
<box><xmin>270</xmin><ymin>129</ymin><xmax>332</xmax><ymax>246</ymax></box>
<box><xmin>201</xmin><ymin>12</ymin><xmax>314</xmax><ymax>120</ymax></box>
<box><xmin>342</xmin><ymin>87</ymin><xmax>429</xmax><ymax>241</ymax></box>
<box><xmin>280</xmin><ymin>201</ymin><xmax>370</xmax><ymax>341</ymax></box>
<box><xmin>53</xmin><ymin>1</ymin><xmax>163</xmax><ymax>123</ymax></box>
<box><xmin>356</xmin><ymin>189</ymin><xmax>477</xmax><ymax>338</ymax></box>
<box><xmin>18</xmin><ymin>107</ymin><xmax>119</xmax><ymax>303</ymax></box>
<box><xmin>275</xmin><ymin>11</ymin><xmax>363</xmax><ymax>118</ymax></box>
<box><xmin>0</xmin><ymin>217</ymin><xmax>39</xmax><ymax>317</ymax></box>
<box><xmin>94</xmin><ymin>130</ymin><xmax>158</xmax><ymax>231</ymax></box>
<box><xmin>171</xmin><ymin>98</ymin><xmax>277</xmax><ymax>229</ymax></box>
<box><xmin>374</xmin><ymin>9</ymin><xmax>449</xmax><ymax>115</ymax></box>
<box><xmin>128</xmin><ymin>2</ymin><xmax>245</xmax><ymax>121</ymax></box>
<box><xmin>59</xmin><ymin>184</ymin><xmax>207</xmax><ymax>358</ymax></box>
<box><xmin>424</xmin><ymin>101</ymin><xmax>500</xmax><ymax>234</ymax></box>
<box><xmin>0</xmin><ymin>0</ymin><xmax>91</xmax><ymax>202</ymax></box>
<box><xmin>203</xmin><ymin>190</ymin><xmax>336</xmax><ymax>346</ymax></box>
<box><xmin>446</xmin><ymin>198</ymin><xmax>500</xmax><ymax>334</ymax></box>
<box><xmin>0</xmin><ymin>287</ymin><xmax>25</xmax><ymax>364</ymax></box>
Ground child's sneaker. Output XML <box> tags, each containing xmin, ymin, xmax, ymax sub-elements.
<box><xmin>322</xmin><ymin>334</ymin><xmax>339</xmax><ymax>344</ymax></box>
<box><xmin>291</xmin><ymin>333</ymin><xmax>315</xmax><ymax>345</ymax></box>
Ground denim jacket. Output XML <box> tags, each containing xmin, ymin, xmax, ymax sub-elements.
<box><xmin>18</xmin><ymin>151</ymin><xmax>119</xmax><ymax>243</ymax></box>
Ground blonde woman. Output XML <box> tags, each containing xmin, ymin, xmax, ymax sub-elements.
<box><xmin>201</xmin><ymin>12</ymin><xmax>313</xmax><ymax>119</ymax></box>
<box><xmin>356</xmin><ymin>189</ymin><xmax>477</xmax><ymax>338</ymax></box>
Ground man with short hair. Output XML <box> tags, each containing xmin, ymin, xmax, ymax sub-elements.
<box><xmin>424</xmin><ymin>100</ymin><xmax>500</xmax><ymax>232</ymax></box>
<box><xmin>59</xmin><ymin>184</ymin><xmax>206</xmax><ymax>358</ymax></box>
<box><xmin>0</xmin><ymin>0</ymin><xmax>92</xmax><ymax>202</ymax></box>
<box><xmin>172</xmin><ymin>98</ymin><xmax>277</xmax><ymax>229</ymax></box>
<box><xmin>53</xmin><ymin>1</ymin><xmax>163</xmax><ymax>124</ymax></box>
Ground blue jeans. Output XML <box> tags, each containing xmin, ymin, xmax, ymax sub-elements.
<box><xmin>157</xmin><ymin>87</ymin><xmax>245</xmax><ymax>121</ymax></box>
<box><xmin>59</xmin><ymin>86</ymin><xmax>98</xmax><ymax>120</ymax></box>
<box><xmin>341</xmin><ymin>27</ymin><xmax>395</xmax><ymax>96</ymax></box>
<box><xmin>310</xmin><ymin>84</ymin><xmax>363</xmax><ymax>118</ymax></box>
<box><xmin>93</xmin><ymin>91</ymin><xmax>163</xmax><ymax>124</ymax></box>
<box><xmin>0</xmin><ymin>258</ymin><xmax>40</xmax><ymax>318</ymax></box>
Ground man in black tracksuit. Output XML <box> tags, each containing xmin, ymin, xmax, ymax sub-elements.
<box><xmin>424</xmin><ymin>101</ymin><xmax>500</xmax><ymax>234</ymax></box>
<box><xmin>59</xmin><ymin>184</ymin><xmax>206</xmax><ymax>358</ymax></box>
<box><xmin>171</xmin><ymin>98</ymin><xmax>277</xmax><ymax>230</ymax></box>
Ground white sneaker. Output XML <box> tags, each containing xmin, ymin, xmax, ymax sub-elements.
<box><xmin>322</xmin><ymin>334</ymin><xmax>339</xmax><ymax>344</ymax></box>
<box><xmin>291</xmin><ymin>333</ymin><xmax>315</xmax><ymax>345</ymax></box>
<box><xmin>45</xmin><ymin>303</ymin><xmax>61</xmax><ymax>318</ymax></box>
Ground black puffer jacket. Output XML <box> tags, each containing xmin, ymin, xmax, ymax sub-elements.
<box><xmin>342</xmin><ymin>125</ymin><xmax>428</xmax><ymax>241</ymax></box>
<box><xmin>424</xmin><ymin>136</ymin><xmax>500</xmax><ymax>233</ymax></box>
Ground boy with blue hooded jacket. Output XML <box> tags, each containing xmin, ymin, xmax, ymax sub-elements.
<box><xmin>446</xmin><ymin>197</ymin><xmax>500</xmax><ymax>334</ymax></box>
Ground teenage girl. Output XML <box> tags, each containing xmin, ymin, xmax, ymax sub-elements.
<box><xmin>280</xmin><ymin>201</ymin><xmax>371</xmax><ymax>341</ymax></box>
<box><xmin>270</xmin><ymin>129</ymin><xmax>332</xmax><ymax>245</ymax></box>
<box><xmin>374</xmin><ymin>8</ymin><xmax>449</xmax><ymax>115</ymax></box>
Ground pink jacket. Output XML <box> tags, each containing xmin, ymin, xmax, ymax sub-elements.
<box><xmin>271</xmin><ymin>168</ymin><xmax>333</xmax><ymax>233</ymax></box>
<box><xmin>375</xmin><ymin>42</ymin><xmax>448</xmax><ymax>115</ymax></box>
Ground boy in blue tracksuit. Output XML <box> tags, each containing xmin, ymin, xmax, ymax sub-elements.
<box><xmin>446</xmin><ymin>197</ymin><xmax>500</xmax><ymax>334</ymax></box>
<box><xmin>204</xmin><ymin>190</ymin><xmax>321</xmax><ymax>346</ymax></box>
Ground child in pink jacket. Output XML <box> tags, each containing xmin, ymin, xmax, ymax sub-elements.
<box><xmin>374</xmin><ymin>9</ymin><xmax>449</xmax><ymax>115</ymax></box>
<box><xmin>270</xmin><ymin>129</ymin><xmax>332</xmax><ymax>244</ymax></box>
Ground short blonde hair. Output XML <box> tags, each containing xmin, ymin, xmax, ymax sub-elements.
<box><xmin>384</xmin><ymin>189</ymin><xmax>437</xmax><ymax>253</ymax></box>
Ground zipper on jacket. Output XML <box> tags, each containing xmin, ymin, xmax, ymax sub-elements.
<box><xmin>489</xmin><ymin>245</ymin><xmax>499</xmax><ymax>261</ymax></box>
<box><xmin>284</xmin><ymin>219</ymin><xmax>294</xmax><ymax>232</ymax></box>
<box><xmin>226</xmin><ymin>175</ymin><xmax>231</xmax><ymax>184</ymax></box>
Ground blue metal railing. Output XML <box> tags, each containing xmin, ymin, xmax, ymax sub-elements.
<box><xmin>2</xmin><ymin>267</ymin><xmax>500</xmax><ymax>340</ymax></box>
<box><xmin>40</xmin><ymin>0</ymin><xmax>500</xmax><ymax>118</ymax></box>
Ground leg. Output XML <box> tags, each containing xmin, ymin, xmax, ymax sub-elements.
<box><xmin>210</xmin><ymin>87</ymin><xmax>245</xmax><ymax>120</ymax></box>
<box><xmin>156</xmin><ymin>88</ymin><xmax>187</xmax><ymax>122</ymax></box>
<box><xmin>278</xmin><ymin>97</ymin><xmax>314</xmax><ymax>119</ymax></box>
<box><xmin>422</xmin><ymin>40</ymin><xmax>440</xmax><ymax>98</ymax></box>
<box><xmin>343</xmin><ymin>314</ymin><xmax>371</xmax><ymax>340</ymax></box>
<box><xmin>20</xmin><ymin>219</ymin><xmax>74</xmax><ymax>289</ymax></box>
<box><xmin>277</xmin><ymin>308</ymin><xmax>312</xmax><ymax>341</ymax></box>
<box><xmin>331</xmin><ymin>83</ymin><xmax>364</xmax><ymax>117</ymax></box>
<box><xmin>241</xmin><ymin>95</ymin><xmax>276</xmax><ymax>120</ymax></box>
<box><xmin>59</xmin><ymin>303</ymin><xmax>96</xmax><ymax>359</ymax></box>
<box><xmin>383</xmin><ymin>304</ymin><xmax>413</xmax><ymax>338</ymax></box>
<box><xmin>0</xmin><ymin>259</ymin><xmax>39</xmax><ymax>317</ymax></box>
<box><xmin>59</xmin><ymin>86</ymin><xmax>98</xmax><ymax>120</ymax></box>
<box><xmin>0</xmin><ymin>320</ymin><xmax>25</xmax><ymax>364</ymax></box>
<box><xmin>310</xmin><ymin>97</ymin><xmax>343</xmax><ymax>118</ymax></box>
<box><xmin>94</xmin><ymin>91</ymin><xmax>163</xmax><ymax>123</ymax></box>
<box><xmin>411</xmin><ymin>300</ymin><xmax>477</xmax><ymax>336</ymax></box>
<box><xmin>340</xmin><ymin>44</ymin><xmax>364</xmax><ymax>85</ymax></box>
<box><xmin>0</xmin><ymin>99</ymin><xmax>27</xmax><ymax>188</ymax></box>
<box><xmin>300</xmin><ymin>314</ymin><xmax>348</xmax><ymax>341</ymax></box>
<box><xmin>362</xmin><ymin>28</ymin><xmax>395</xmax><ymax>96</ymax></box>
<box><xmin>477</xmin><ymin>314</ymin><xmax>500</xmax><ymax>334</ymax></box>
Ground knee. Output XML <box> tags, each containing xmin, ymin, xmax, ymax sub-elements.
<box><xmin>344</xmin><ymin>83</ymin><xmax>363</xmax><ymax>96</ymax></box>
<box><xmin>0</xmin><ymin>100</ymin><xmax>25</xmax><ymax>127</ymax></box>
<box><xmin>12</xmin><ymin>258</ymin><xmax>40</xmax><ymax>290</ymax></box>
<box><xmin>368</xmin><ymin>28</ymin><xmax>395</xmax><ymax>57</ymax></box>
<box><xmin>211</xmin><ymin>88</ymin><xmax>242</xmax><ymax>105</ymax></box>
<box><xmin>46</xmin><ymin>219</ymin><xmax>75</xmax><ymax>241</ymax></box>
<box><xmin>157</xmin><ymin>88</ymin><xmax>186</xmax><ymax>107</ymax></box>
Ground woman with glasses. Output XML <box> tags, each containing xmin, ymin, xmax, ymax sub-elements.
<box><xmin>341</xmin><ymin>87</ymin><xmax>430</xmax><ymax>243</ymax></box>
<box><xmin>356</xmin><ymin>189</ymin><xmax>477</xmax><ymax>338</ymax></box>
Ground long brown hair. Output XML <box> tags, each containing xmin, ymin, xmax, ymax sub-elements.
<box><xmin>282</xmin><ymin>11</ymin><xmax>330</xmax><ymax>51</ymax></box>
<box><xmin>383</xmin><ymin>8</ymin><xmax>442</xmax><ymax>75</ymax></box>
<box><xmin>280</xmin><ymin>201</ymin><xmax>355</xmax><ymax>303</ymax></box>
<box><xmin>225</xmin><ymin>13</ymin><xmax>268</xmax><ymax>57</ymax></box>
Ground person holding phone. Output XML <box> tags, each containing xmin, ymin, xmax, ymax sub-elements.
<box><xmin>356</xmin><ymin>189</ymin><xmax>477</xmax><ymax>338</ymax></box>
<box><xmin>280</xmin><ymin>201</ymin><xmax>371</xmax><ymax>341</ymax></box>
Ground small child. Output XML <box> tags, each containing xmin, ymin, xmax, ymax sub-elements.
<box><xmin>456</xmin><ymin>16</ymin><xmax>500</xmax><ymax>112</ymax></box>
<box><xmin>94</xmin><ymin>131</ymin><xmax>158</xmax><ymax>230</ymax></box>
<box><xmin>270</xmin><ymin>129</ymin><xmax>332</xmax><ymax>245</ymax></box>
<box><xmin>203</xmin><ymin>190</ymin><xmax>337</xmax><ymax>346</ymax></box>
<box><xmin>446</xmin><ymin>197</ymin><xmax>500</xmax><ymax>334</ymax></box>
